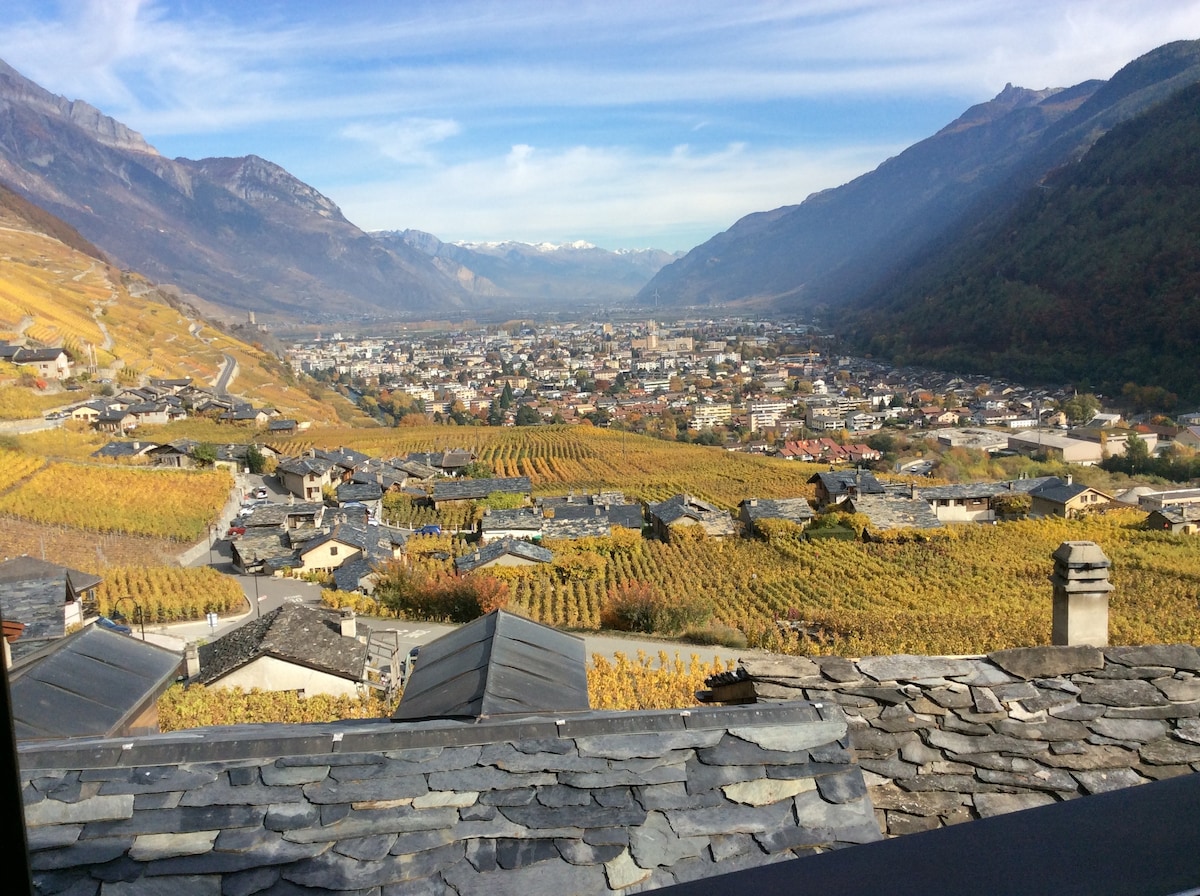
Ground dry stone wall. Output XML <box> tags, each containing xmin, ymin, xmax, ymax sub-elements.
<box><xmin>705</xmin><ymin>644</ymin><xmax>1200</xmax><ymax>837</ymax></box>
<box><xmin>20</xmin><ymin>703</ymin><xmax>879</xmax><ymax>895</ymax></box>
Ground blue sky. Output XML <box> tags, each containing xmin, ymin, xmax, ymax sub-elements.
<box><xmin>3</xmin><ymin>1</ymin><xmax>1199</xmax><ymax>252</ymax></box>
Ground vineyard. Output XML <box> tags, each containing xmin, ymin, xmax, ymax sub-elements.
<box><xmin>0</xmin><ymin>463</ymin><xmax>232</xmax><ymax>541</ymax></box>
<box><xmin>326</xmin><ymin>509</ymin><xmax>1200</xmax><ymax>657</ymax></box>
<box><xmin>271</xmin><ymin>424</ymin><xmax>823</xmax><ymax>510</ymax></box>
<box><xmin>97</xmin><ymin>566</ymin><xmax>246</xmax><ymax>623</ymax></box>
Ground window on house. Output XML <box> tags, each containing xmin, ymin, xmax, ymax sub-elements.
<box><xmin>330</xmin><ymin>546</ymin><xmax>338</xmax><ymax>556</ymax></box>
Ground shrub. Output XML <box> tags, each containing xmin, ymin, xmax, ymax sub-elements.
<box><xmin>601</xmin><ymin>580</ymin><xmax>712</xmax><ymax>635</ymax></box>
<box><xmin>372</xmin><ymin>561</ymin><xmax>510</xmax><ymax>622</ymax></box>
<box><xmin>683</xmin><ymin>624</ymin><xmax>748</xmax><ymax>648</ymax></box>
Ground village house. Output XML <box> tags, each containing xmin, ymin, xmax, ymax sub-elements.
<box><xmin>455</xmin><ymin>538</ymin><xmax>554</xmax><ymax>574</ymax></box>
<box><xmin>647</xmin><ymin>493</ymin><xmax>737</xmax><ymax>541</ymax></box>
<box><xmin>1146</xmin><ymin>505</ymin><xmax>1200</xmax><ymax>534</ymax></box>
<box><xmin>0</xmin><ymin>556</ymin><xmax>102</xmax><ymax>661</ymax></box>
<box><xmin>738</xmin><ymin>497</ymin><xmax>815</xmax><ymax>536</ymax></box>
<box><xmin>190</xmin><ymin>605</ymin><xmax>369</xmax><ymax>699</ymax></box>
<box><xmin>1028</xmin><ymin>478</ymin><xmax>1114</xmax><ymax>518</ymax></box>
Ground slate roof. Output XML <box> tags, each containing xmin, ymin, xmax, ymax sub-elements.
<box><xmin>315</xmin><ymin>447</ymin><xmax>372</xmax><ymax>470</ymax></box>
<box><xmin>195</xmin><ymin>604</ymin><xmax>368</xmax><ymax>686</ymax></box>
<box><xmin>845</xmin><ymin>493</ymin><xmax>944</xmax><ymax>531</ymax></box>
<box><xmin>480</xmin><ymin>508</ymin><xmax>544</xmax><ymax>535</ymax></box>
<box><xmin>92</xmin><ymin>440</ymin><xmax>160</xmax><ymax>458</ymax></box>
<box><xmin>648</xmin><ymin>494</ymin><xmax>737</xmax><ymax>536</ymax></box>
<box><xmin>9</xmin><ymin>625</ymin><xmax>181</xmax><ymax>740</ymax></box>
<box><xmin>739</xmin><ymin>497</ymin><xmax>815</xmax><ymax>526</ymax></box>
<box><xmin>335</xmin><ymin>481</ymin><xmax>383</xmax><ymax>503</ymax></box>
<box><xmin>918</xmin><ymin>476</ymin><xmax>1062</xmax><ymax>502</ymax></box>
<box><xmin>809</xmin><ymin>470</ymin><xmax>887</xmax><ymax>501</ymax></box>
<box><xmin>0</xmin><ymin>557</ymin><xmax>102</xmax><ymax>657</ymax></box>
<box><xmin>540</xmin><ymin>502</ymin><xmax>645</xmax><ymax>539</ymax></box>
<box><xmin>455</xmin><ymin>538</ymin><xmax>554</xmax><ymax>574</ymax></box>
<box><xmin>392</xmin><ymin>609</ymin><xmax>588</xmax><ymax>721</ymax></box>
<box><xmin>431</xmin><ymin>476</ymin><xmax>532</xmax><ymax>504</ymax></box>
<box><xmin>240</xmin><ymin>502</ymin><xmax>326</xmax><ymax>529</ymax></box>
<box><xmin>277</xmin><ymin>456</ymin><xmax>336</xmax><ymax>477</ymax></box>
<box><xmin>1148</xmin><ymin>505</ymin><xmax>1200</xmax><ymax>528</ymax></box>
<box><xmin>332</xmin><ymin>555</ymin><xmax>378</xmax><ymax>592</ymax></box>
<box><xmin>1028</xmin><ymin>480</ymin><xmax>1108</xmax><ymax>505</ymax></box>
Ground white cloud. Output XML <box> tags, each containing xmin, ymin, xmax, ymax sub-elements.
<box><xmin>335</xmin><ymin>139</ymin><xmax>893</xmax><ymax>250</ymax></box>
<box><xmin>339</xmin><ymin>118</ymin><xmax>461</xmax><ymax>165</ymax></box>
<box><xmin>4</xmin><ymin>0</ymin><xmax>1200</xmax><ymax>250</ymax></box>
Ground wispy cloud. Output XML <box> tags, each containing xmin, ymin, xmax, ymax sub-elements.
<box><xmin>3</xmin><ymin>0</ymin><xmax>1200</xmax><ymax>249</ymax></box>
<box><xmin>340</xmin><ymin>119</ymin><xmax>461</xmax><ymax>166</ymax></box>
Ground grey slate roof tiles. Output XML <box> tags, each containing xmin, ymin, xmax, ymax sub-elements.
<box><xmin>10</xmin><ymin>625</ymin><xmax>181</xmax><ymax>740</ymax></box>
<box><xmin>195</xmin><ymin>604</ymin><xmax>368</xmax><ymax>686</ymax></box>
<box><xmin>455</xmin><ymin>538</ymin><xmax>553</xmax><ymax>573</ymax></box>
<box><xmin>392</xmin><ymin>610</ymin><xmax>588</xmax><ymax>721</ymax></box>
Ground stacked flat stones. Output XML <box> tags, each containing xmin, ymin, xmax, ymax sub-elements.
<box><xmin>20</xmin><ymin>703</ymin><xmax>879</xmax><ymax>895</ymax></box>
<box><xmin>706</xmin><ymin>644</ymin><xmax>1200</xmax><ymax>837</ymax></box>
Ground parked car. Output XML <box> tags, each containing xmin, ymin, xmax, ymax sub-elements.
<box><xmin>415</xmin><ymin>524</ymin><xmax>442</xmax><ymax>536</ymax></box>
<box><xmin>226</xmin><ymin>525</ymin><xmax>247</xmax><ymax>539</ymax></box>
<box><xmin>254</xmin><ymin>487</ymin><xmax>269</xmax><ymax>499</ymax></box>
<box><xmin>96</xmin><ymin>615</ymin><xmax>132</xmax><ymax>635</ymax></box>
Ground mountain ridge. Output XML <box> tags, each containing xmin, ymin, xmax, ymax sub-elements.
<box><xmin>639</xmin><ymin>40</ymin><xmax>1200</xmax><ymax>314</ymax></box>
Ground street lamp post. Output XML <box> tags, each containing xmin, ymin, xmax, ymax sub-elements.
<box><xmin>252</xmin><ymin>570</ymin><xmax>261</xmax><ymax>619</ymax></box>
<box><xmin>207</xmin><ymin>524</ymin><xmax>215</xmax><ymax>566</ymax></box>
<box><xmin>112</xmin><ymin>596</ymin><xmax>146</xmax><ymax>640</ymax></box>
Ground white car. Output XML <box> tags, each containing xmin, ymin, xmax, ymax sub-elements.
<box><xmin>254</xmin><ymin>487</ymin><xmax>269</xmax><ymax>500</ymax></box>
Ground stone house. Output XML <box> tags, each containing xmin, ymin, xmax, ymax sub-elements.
<box><xmin>455</xmin><ymin>538</ymin><xmax>553</xmax><ymax>574</ymax></box>
<box><xmin>646</xmin><ymin>493</ymin><xmax>737</xmax><ymax>541</ymax></box>
<box><xmin>190</xmin><ymin>604</ymin><xmax>368</xmax><ymax>698</ymax></box>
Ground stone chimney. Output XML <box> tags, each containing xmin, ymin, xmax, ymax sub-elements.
<box><xmin>1050</xmin><ymin>541</ymin><xmax>1113</xmax><ymax>647</ymax></box>
<box><xmin>340</xmin><ymin>608</ymin><xmax>356</xmax><ymax>639</ymax></box>
<box><xmin>185</xmin><ymin>642</ymin><xmax>201</xmax><ymax>678</ymax></box>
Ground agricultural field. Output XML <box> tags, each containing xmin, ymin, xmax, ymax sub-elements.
<box><xmin>0</xmin><ymin>462</ymin><xmax>232</xmax><ymax>541</ymax></box>
<box><xmin>333</xmin><ymin>509</ymin><xmax>1200</xmax><ymax>658</ymax></box>
<box><xmin>97</xmin><ymin>566</ymin><xmax>245</xmax><ymax>623</ymax></box>
<box><xmin>276</xmin><ymin>423</ymin><xmax>823</xmax><ymax>510</ymax></box>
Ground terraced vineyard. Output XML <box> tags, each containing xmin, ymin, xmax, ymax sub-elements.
<box><xmin>275</xmin><ymin>424</ymin><xmax>823</xmax><ymax>510</ymax></box>
<box><xmin>0</xmin><ymin>462</ymin><xmax>232</xmax><ymax>541</ymax></box>
<box><xmin>348</xmin><ymin>509</ymin><xmax>1200</xmax><ymax>657</ymax></box>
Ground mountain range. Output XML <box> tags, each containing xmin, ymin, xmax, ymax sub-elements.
<box><xmin>640</xmin><ymin>40</ymin><xmax>1200</xmax><ymax>315</ymax></box>
<box><xmin>2</xmin><ymin>41</ymin><xmax>1200</xmax><ymax>403</ymax></box>
<box><xmin>0</xmin><ymin>59</ymin><xmax>674</xmax><ymax>322</ymax></box>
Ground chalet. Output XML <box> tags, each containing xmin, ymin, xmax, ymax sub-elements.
<box><xmin>1028</xmin><ymin>478</ymin><xmax>1113</xmax><ymax>518</ymax></box>
<box><xmin>3</xmin><ymin>346</ymin><xmax>71</xmax><ymax>379</ymax></box>
<box><xmin>277</xmin><ymin>455</ymin><xmax>338</xmax><ymax>500</ymax></box>
<box><xmin>479</xmin><ymin>507</ymin><xmax>544</xmax><ymax>542</ymax></box>
<box><xmin>920</xmin><ymin>476</ymin><xmax>1062</xmax><ymax>523</ymax></box>
<box><xmin>541</xmin><ymin>500</ymin><xmax>644</xmax><ymax>539</ymax></box>
<box><xmin>96</xmin><ymin>407</ymin><xmax>137</xmax><ymax>433</ymax></box>
<box><xmin>647</xmin><ymin>494</ymin><xmax>737</xmax><ymax>542</ymax></box>
<box><xmin>808</xmin><ymin>469</ymin><xmax>886</xmax><ymax>509</ymax></box>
